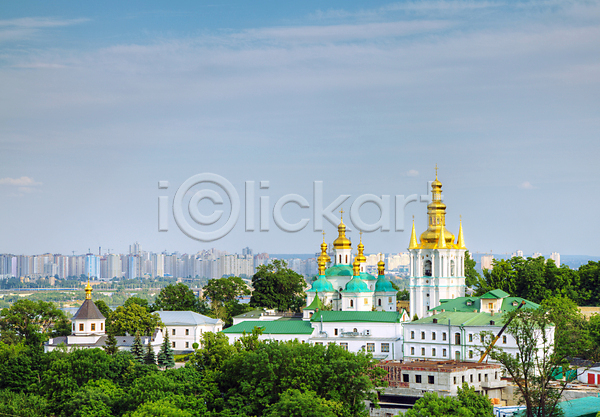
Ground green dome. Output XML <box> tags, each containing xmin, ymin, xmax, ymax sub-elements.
<box><xmin>375</xmin><ymin>276</ymin><xmax>395</xmax><ymax>292</ymax></box>
<box><xmin>359</xmin><ymin>272</ymin><xmax>377</xmax><ymax>281</ymax></box>
<box><xmin>343</xmin><ymin>277</ymin><xmax>371</xmax><ymax>293</ymax></box>
<box><xmin>307</xmin><ymin>276</ymin><xmax>334</xmax><ymax>292</ymax></box>
<box><xmin>325</xmin><ymin>265</ymin><xmax>353</xmax><ymax>276</ymax></box>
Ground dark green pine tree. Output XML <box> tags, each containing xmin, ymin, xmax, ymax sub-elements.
<box><xmin>157</xmin><ymin>332</ymin><xmax>175</xmax><ymax>369</ymax></box>
<box><xmin>103</xmin><ymin>333</ymin><xmax>119</xmax><ymax>355</ymax></box>
<box><xmin>131</xmin><ymin>331</ymin><xmax>145</xmax><ymax>363</ymax></box>
<box><xmin>145</xmin><ymin>339</ymin><xmax>156</xmax><ymax>365</ymax></box>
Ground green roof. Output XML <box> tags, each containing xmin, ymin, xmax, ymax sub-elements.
<box><xmin>325</xmin><ymin>265</ymin><xmax>353</xmax><ymax>276</ymax></box>
<box><xmin>480</xmin><ymin>289</ymin><xmax>510</xmax><ymax>299</ymax></box>
<box><xmin>429</xmin><ymin>292</ymin><xmax>539</xmax><ymax>313</ymax></box>
<box><xmin>411</xmin><ymin>311</ymin><xmax>508</xmax><ymax>326</ymax></box>
<box><xmin>307</xmin><ymin>276</ymin><xmax>334</xmax><ymax>293</ymax></box>
<box><xmin>515</xmin><ymin>396</ymin><xmax>600</xmax><ymax>417</ymax></box>
<box><xmin>310</xmin><ymin>310</ymin><xmax>402</xmax><ymax>323</ymax></box>
<box><xmin>343</xmin><ymin>277</ymin><xmax>371</xmax><ymax>293</ymax></box>
<box><xmin>375</xmin><ymin>276</ymin><xmax>395</xmax><ymax>292</ymax></box>
<box><xmin>232</xmin><ymin>309</ymin><xmax>265</xmax><ymax>319</ymax></box>
<box><xmin>222</xmin><ymin>320</ymin><xmax>314</xmax><ymax>335</ymax></box>
<box><xmin>306</xmin><ymin>294</ymin><xmax>323</xmax><ymax>310</ymax></box>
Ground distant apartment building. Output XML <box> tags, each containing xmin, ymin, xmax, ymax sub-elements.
<box><xmin>480</xmin><ymin>255</ymin><xmax>494</xmax><ymax>270</ymax></box>
<box><xmin>532</xmin><ymin>252</ymin><xmax>542</xmax><ymax>258</ymax></box>
<box><xmin>550</xmin><ymin>252</ymin><xmax>560</xmax><ymax>266</ymax></box>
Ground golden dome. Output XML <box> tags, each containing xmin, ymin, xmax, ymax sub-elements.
<box><xmin>419</xmin><ymin>168</ymin><xmax>456</xmax><ymax>248</ymax></box>
<box><xmin>85</xmin><ymin>280</ymin><xmax>93</xmax><ymax>300</ymax></box>
<box><xmin>352</xmin><ymin>258</ymin><xmax>360</xmax><ymax>276</ymax></box>
<box><xmin>333</xmin><ymin>211</ymin><xmax>352</xmax><ymax>249</ymax></box>
<box><xmin>355</xmin><ymin>232</ymin><xmax>367</xmax><ymax>263</ymax></box>
<box><xmin>317</xmin><ymin>231</ymin><xmax>331</xmax><ymax>265</ymax></box>
<box><xmin>377</xmin><ymin>253</ymin><xmax>385</xmax><ymax>276</ymax></box>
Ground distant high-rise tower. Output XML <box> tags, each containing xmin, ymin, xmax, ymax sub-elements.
<box><xmin>129</xmin><ymin>242</ymin><xmax>141</xmax><ymax>255</ymax></box>
<box><xmin>408</xmin><ymin>170</ymin><xmax>466</xmax><ymax>319</ymax></box>
<box><xmin>550</xmin><ymin>252</ymin><xmax>560</xmax><ymax>266</ymax></box>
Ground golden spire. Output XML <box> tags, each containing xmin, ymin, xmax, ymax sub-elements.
<box><xmin>456</xmin><ymin>216</ymin><xmax>466</xmax><ymax>249</ymax></box>
<box><xmin>437</xmin><ymin>219</ymin><xmax>447</xmax><ymax>249</ymax></box>
<box><xmin>317</xmin><ymin>231</ymin><xmax>331</xmax><ymax>266</ymax></box>
<box><xmin>355</xmin><ymin>231</ymin><xmax>367</xmax><ymax>263</ymax></box>
<box><xmin>377</xmin><ymin>253</ymin><xmax>385</xmax><ymax>276</ymax></box>
<box><xmin>333</xmin><ymin>208</ymin><xmax>351</xmax><ymax>249</ymax></box>
<box><xmin>419</xmin><ymin>167</ymin><xmax>455</xmax><ymax>247</ymax></box>
<box><xmin>352</xmin><ymin>258</ymin><xmax>360</xmax><ymax>276</ymax></box>
<box><xmin>318</xmin><ymin>259</ymin><xmax>326</xmax><ymax>276</ymax></box>
<box><xmin>409</xmin><ymin>216</ymin><xmax>418</xmax><ymax>250</ymax></box>
<box><xmin>85</xmin><ymin>277</ymin><xmax>93</xmax><ymax>300</ymax></box>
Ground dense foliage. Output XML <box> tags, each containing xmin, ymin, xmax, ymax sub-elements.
<box><xmin>250</xmin><ymin>260</ymin><xmax>306</xmax><ymax>312</ymax></box>
<box><xmin>0</xmin><ymin>329</ymin><xmax>386</xmax><ymax>417</ymax></box>
<box><xmin>474</xmin><ymin>256</ymin><xmax>590</xmax><ymax>304</ymax></box>
<box><xmin>202</xmin><ymin>276</ymin><xmax>251</xmax><ymax>326</ymax></box>
<box><xmin>405</xmin><ymin>383</ymin><xmax>493</xmax><ymax>417</ymax></box>
<box><xmin>486</xmin><ymin>308</ymin><xmax>568</xmax><ymax>417</ymax></box>
<box><xmin>153</xmin><ymin>283</ymin><xmax>209</xmax><ymax>314</ymax></box>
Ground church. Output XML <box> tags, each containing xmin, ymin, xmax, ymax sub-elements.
<box><xmin>407</xmin><ymin>170</ymin><xmax>467</xmax><ymax>319</ymax></box>
<box><xmin>305</xmin><ymin>212</ymin><xmax>397</xmax><ymax>313</ymax></box>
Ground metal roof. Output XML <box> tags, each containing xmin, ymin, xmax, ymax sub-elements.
<box><xmin>310</xmin><ymin>310</ymin><xmax>402</xmax><ymax>323</ymax></box>
<box><xmin>156</xmin><ymin>311</ymin><xmax>222</xmax><ymax>326</ymax></box>
<box><xmin>72</xmin><ymin>299</ymin><xmax>105</xmax><ymax>320</ymax></box>
<box><xmin>222</xmin><ymin>320</ymin><xmax>314</xmax><ymax>335</ymax></box>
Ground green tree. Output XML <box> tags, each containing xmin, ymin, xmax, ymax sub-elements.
<box><xmin>578</xmin><ymin>261</ymin><xmax>600</xmax><ymax>305</ymax></box>
<box><xmin>157</xmin><ymin>333</ymin><xmax>175</xmax><ymax>369</ymax></box>
<box><xmin>131</xmin><ymin>332</ymin><xmax>145</xmax><ymax>363</ymax></box>
<box><xmin>541</xmin><ymin>296</ymin><xmax>594</xmax><ymax>360</ymax></box>
<box><xmin>0</xmin><ymin>299</ymin><xmax>70</xmax><ymax>347</ymax></box>
<box><xmin>464</xmin><ymin>250</ymin><xmax>481</xmax><ymax>288</ymax></box>
<box><xmin>249</xmin><ymin>260</ymin><xmax>306</xmax><ymax>312</ymax></box>
<box><xmin>153</xmin><ymin>283</ymin><xmax>207</xmax><ymax>313</ymax></box>
<box><xmin>0</xmin><ymin>390</ymin><xmax>49</xmax><ymax>417</ymax></box>
<box><xmin>103</xmin><ymin>333</ymin><xmax>119</xmax><ymax>355</ymax></box>
<box><xmin>264</xmin><ymin>388</ymin><xmax>344</xmax><ymax>417</ymax></box>
<box><xmin>203</xmin><ymin>276</ymin><xmax>251</xmax><ymax>325</ymax></box>
<box><xmin>66</xmin><ymin>379</ymin><xmax>124</xmax><ymax>417</ymax></box>
<box><xmin>486</xmin><ymin>308</ymin><xmax>569</xmax><ymax>417</ymax></box>
<box><xmin>145</xmin><ymin>340</ymin><xmax>156</xmax><ymax>365</ymax></box>
<box><xmin>94</xmin><ymin>300</ymin><xmax>112</xmax><ymax>320</ymax></box>
<box><xmin>214</xmin><ymin>340</ymin><xmax>386</xmax><ymax>417</ymax></box>
<box><xmin>405</xmin><ymin>385</ymin><xmax>493</xmax><ymax>417</ymax></box>
<box><xmin>189</xmin><ymin>331</ymin><xmax>237</xmax><ymax>372</ymax></box>
<box><xmin>108</xmin><ymin>304</ymin><xmax>163</xmax><ymax>336</ymax></box>
<box><xmin>124</xmin><ymin>296</ymin><xmax>150</xmax><ymax>311</ymax></box>
<box><xmin>397</xmin><ymin>289</ymin><xmax>409</xmax><ymax>301</ymax></box>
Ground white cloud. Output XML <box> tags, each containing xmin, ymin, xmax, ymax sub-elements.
<box><xmin>0</xmin><ymin>17</ymin><xmax>89</xmax><ymax>42</ymax></box>
<box><xmin>407</xmin><ymin>169</ymin><xmax>420</xmax><ymax>177</ymax></box>
<box><xmin>519</xmin><ymin>181</ymin><xmax>535</xmax><ymax>189</ymax></box>
<box><xmin>0</xmin><ymin>177</ymin><xmax>42</xmax><ymax>186</ymax></box>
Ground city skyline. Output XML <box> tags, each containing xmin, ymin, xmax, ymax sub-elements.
<box><xmin>2</xmin><ymin>1</ymin><xmax>599</xmax><ymax>256</ymax></box>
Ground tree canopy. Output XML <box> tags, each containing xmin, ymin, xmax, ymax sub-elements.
<box><xmin>152</xmin><ymin>283</ymin><xmax>207</xmax><ymax>313</ymax></box>
<box><xmin>0</xmin><ymin>299</ymin><xmax>70</xmax><ymax>347</ymax></box>
<box><xmin>249</xmin><ymin>260</ymin><xmax>306</xmax><ymax>312</ymax></box>
<box><xmin>405</xmin><ymin>383</ymin><xmax>493</xmax><ymax>417</ymax></box>
<box><xmin>107</xmin><ymin>304</ymin><xmax>163</xmax><ymax>336</ymax></box>
<box><xmin>202</xmin><ymin>276</ymin><xmax>251</xmax><ymax>326</ymax></box>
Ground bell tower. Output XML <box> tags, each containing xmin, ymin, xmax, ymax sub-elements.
<box><xmin>408</xmin><ymin>168</ymin><xmax>466</xmax><ymax>319</ymax></box>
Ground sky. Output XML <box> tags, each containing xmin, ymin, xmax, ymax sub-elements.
<box><xmin>1</xmin><ymin>0</ymin><xmax>599</xmax><ymax>257</ymax></box>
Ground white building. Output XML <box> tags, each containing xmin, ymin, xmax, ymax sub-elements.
<box><xmin>408</xmin><ymin>172</ymin><xmax>467</xmax><ymax>319</ymax></box>
<box><xmin>403</xmin><ymin>290</ymin><xmax>549</xmax><ymax>363</ymax></box>
<box><xmin>550</xmin><ymin>252</ymin><xmax>560</xmax><ymax>266</ymax></box>
<box><xmin>222</xmin><ymin>310</ymin><xmax>409</xmax><ymax>361</ymax></box>
<box><xmin>45</xmin><ymin>282</ymin><xmax>164</xmax><ymax>354</ymax></box>
<box><xmin>156</xmin><ymin>310</ymin><xmax>224</xmax><ymax>352</ymax></box>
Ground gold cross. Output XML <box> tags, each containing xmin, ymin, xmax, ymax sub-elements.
<box><xmin>322</xmin><ymin>230</ymin><xmax>326</xmax><ymax>242</ymax></box>
<box><xmin>340</xmin><ymin>208</ymin><xmax>344</xmax><ymax>220</ymax></box>
<box><xmin>435</xmin><ymin>164</ymin><xmax>438</xmax><ymax>179</ymax></box>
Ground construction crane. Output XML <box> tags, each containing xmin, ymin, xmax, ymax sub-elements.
<box><xmin>478</xmin><ymin>300</ymin><xmax>526</xmax><ymax>363</ymax></box>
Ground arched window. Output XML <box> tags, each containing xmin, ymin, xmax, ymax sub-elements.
<box><xmin>345</xmin><ymin>255</ymin><xmax>348</xmax><ymax>263</ymax></box>
<box><xmin>455</xmin><ymin>333</ymin><xmax>461</xmax><ymax>345</ymax></box>
<box><xmin>450</xmin><ymin>260</ymin><xmax>456</xmax><ymax>277</ymax></box>
<box><xmin>424</xmin><ymin>260</ymin><xmax>432</xmax><ymax>276</ymax></box>
<box><xmin>339</xmin><ymin>255</ymin><xmax>342</xmax><ymax>263</ymax></box>
<box><xmin>350</xmin><ymin>299</ymin><xmax>354</xmax><ymax>307</ymax></box>
<box><xmin>378</xmin><ymin>299</ymin><xmax>382</xmax><ymax>306</ymax></box>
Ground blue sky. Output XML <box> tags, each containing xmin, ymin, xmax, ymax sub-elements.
<box><xmin>1</xmin><ymin>0</ymin><xmax>599</xmax><ymax>257</ymax></box>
